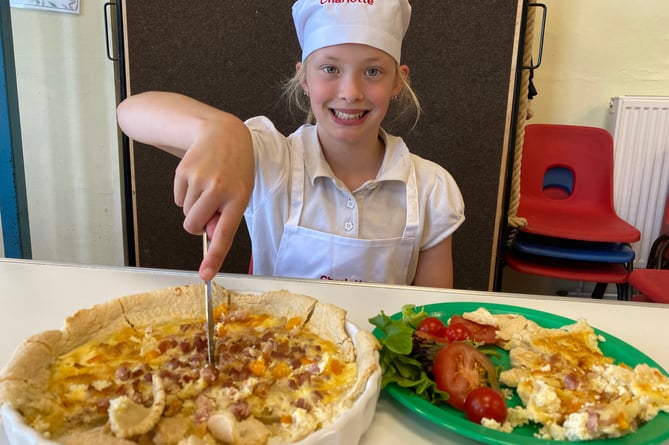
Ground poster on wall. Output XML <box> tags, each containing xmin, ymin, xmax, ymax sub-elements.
<box><xmin>10</xmin><ymin>0</ymin><xmax>80</xmax><ymax>14</ymax></box>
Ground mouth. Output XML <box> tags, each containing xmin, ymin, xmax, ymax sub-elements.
<box><xmin>331</xmin><ymin>109</ymin><xmax>367</xmax><ymax>121</ymax></box>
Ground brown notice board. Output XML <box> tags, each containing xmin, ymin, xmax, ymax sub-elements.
<box><xmin>121</xmin><ymin>1</ymin><xmax>524</xmax><ymax>290</ymax></box>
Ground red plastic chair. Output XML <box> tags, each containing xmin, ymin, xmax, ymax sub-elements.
<box><xmin>629</xmin><ymin>195</ymin><xmax>669</xmax><ymax>303</ymax></box>
<box><xmin>505</xmin><ymin>124</ymin><xmax>641</xmax><ymax>300</ymax></box>
<box><xmin>515</xmin><ymin>124</ymin><xmax>640</xmax><ymax>243</ymax></box>
<box><xmin>629</xmin><ymin>269</ymin><xmax>669</xmax><ymax>303</ymax></box>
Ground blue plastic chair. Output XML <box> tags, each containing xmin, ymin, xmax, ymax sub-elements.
<box><xmin>508</xmin><ymin>231</ymin><xmax>634</xmax><ymax>299</ymax></box>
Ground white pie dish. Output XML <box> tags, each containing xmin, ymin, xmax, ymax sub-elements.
<box><xmin>1</xmin><ymin>320</ymin><xmax>381</xmax><ymax>445</ymax></box>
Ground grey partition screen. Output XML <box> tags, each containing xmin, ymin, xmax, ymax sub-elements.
<box><xmin>120</xmin><ymin>1</ymin><xmax>525</xmax><ymax>291</ymax></box>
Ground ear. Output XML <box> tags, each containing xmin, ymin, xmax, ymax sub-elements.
<box><xmin>296</xmin><ymin>61</ymin><xmax>309</xmax><ymax>94</ymax></box>
<box><xmin>393</xmin><ymin>64</ymin><xmax>410</xmax><ymax>97</ymax></box>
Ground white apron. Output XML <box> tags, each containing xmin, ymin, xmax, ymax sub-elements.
<box><xmin>273</xmin><ymin>133</ymin><xmax>420</xmax><ymax>285</ymax></box>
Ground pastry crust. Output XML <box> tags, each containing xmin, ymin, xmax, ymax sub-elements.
<box><xmin>0</xmin><ymin>333</ymin><xmax>60</xmax><ymax>419</ymax></box>
<box><xmin>228</xmin><ymin>289</ymin><xmax>316</xmax><ymax>325</ymax></box>
<box><xmin>0</xmin><ymin>284</ymin><xmax>379</xmax><ymax>445</ymax></box>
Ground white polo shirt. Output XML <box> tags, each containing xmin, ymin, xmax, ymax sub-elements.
<box><xmin>244</xmin><ymin>116</ymin><xmax>465</xmax><ymax>281</ymax></box>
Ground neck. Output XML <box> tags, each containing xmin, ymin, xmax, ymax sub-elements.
<box><xmin>321</xmin><ymin>133</ymin><xmax>385</xmax><ymax>191</ymax></box>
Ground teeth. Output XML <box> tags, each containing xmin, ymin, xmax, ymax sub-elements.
<box><xmin>333</xmin><ymin>110</ymin><xmax>364</xmax><ymax>120</ymax></box>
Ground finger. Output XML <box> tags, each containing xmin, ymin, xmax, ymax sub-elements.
<box><xmin>204</xmin><ymin>213</ymin><xmax>221</xmax><ymax>241</ymax></box>
<box><xmin>174</xmin><ymin>160</ymin><xmax>205</xmax><ymax>215</ymax></box>
<box><xmin>182</xmin><ymin>190</ymin><xmax>219</xmax><ymax>235</ymax></box>
<box><xmin>174</xmin><ymin>170</ymin><xmax>187</xmax><ymax>208</ymax></box>
<box><xmin>182</xmin><ymin>183</ymin><xmax>204</xmax><ymax>218</ymax></box>
<box><xmin>198</xmin><ymin>206</ymin><xmax>243</xmax><ymax>281</ymax></box>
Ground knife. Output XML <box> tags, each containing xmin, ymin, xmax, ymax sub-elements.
<box><xmin>202</xmin><ymin>233</ymin><xmax>216</xmax><ymax>365</ymax></box>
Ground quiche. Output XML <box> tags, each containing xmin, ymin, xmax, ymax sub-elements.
<box><xmin>0</xmin><ymin>284</ymin><xmax>380</xmax><ymax>445</ymax></box>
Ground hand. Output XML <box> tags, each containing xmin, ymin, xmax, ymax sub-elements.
<box><xmin>116</xmin><ymin>92</ymin><xmax>254</xmax><ymax>280</ymax></box>
<box><xmin>173</xmin><ymin>116</ymin><xmax>254</xmax><ymax>281</ymax></box>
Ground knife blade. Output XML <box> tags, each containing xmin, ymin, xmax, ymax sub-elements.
<box><xmin>202</xmin><ymin>233</ymin><xmax>216</xmax><ymax>365</ymax></box>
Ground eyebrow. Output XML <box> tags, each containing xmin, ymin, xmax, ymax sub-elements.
<box><xmin>317</xmin><ymin>55</ymin><xmax>387</xmax><ymax>65</ymax></box>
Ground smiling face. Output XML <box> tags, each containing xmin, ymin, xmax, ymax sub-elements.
<box><xmin>300</xmin><ymin>43</ymin><xmax>407</xmax><ymax>151</ymax></box>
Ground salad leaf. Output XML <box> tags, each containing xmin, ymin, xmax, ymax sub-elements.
<box><xmin>400</xmin><ymin>304</ymin><xmax>429</xmax><ymax>330</ymax></box>
<box><xmin>369</xmin><ymin>305</ymin><xmax>449</xmax><ymax>404</ymax></box>
<box><xmin>368</xmin><ymin>310</ymin><xmax>414</xmax><ymax>355</ymax></box>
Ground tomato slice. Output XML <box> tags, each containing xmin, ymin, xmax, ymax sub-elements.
<box><xmin>463</xmin><ymin>387</ymin><xmax>507</xmax><ymax>424</ymax></box>
<box><xmin>448</xmin><ymin>315</ymin><xmax>499</xmax><ymax>345</ymax></box>
<box><xmin>431</xmin><ymin>342</ymin><xmax>499</xmax><ymax>410</ymax></box>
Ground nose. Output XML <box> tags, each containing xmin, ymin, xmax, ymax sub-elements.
<box><xmin>338</xmin><ymin>75</ymin><xmax>364</xmax><ymax>102</ymax></box>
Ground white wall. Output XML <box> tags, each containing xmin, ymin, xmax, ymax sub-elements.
<box><xmin>528</xmin><ymin>0</ymin><xmax>669</xmax><ymax>127</ymax></box>
<box><xmin>6</xmin><ymin>5</ymin><xmax>125</xmax><ymax>266</ymax></box>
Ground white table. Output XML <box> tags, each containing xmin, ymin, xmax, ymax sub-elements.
<box><xmin>1</xmin><ymin>258</ymin><xmax>667</xmax><ymax>445</ymax></box>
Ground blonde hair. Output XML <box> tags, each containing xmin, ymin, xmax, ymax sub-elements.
<box><xmin>282</xmin><ymin>60</ymin><xmax>422</xmax><ymax>130</ymax></box>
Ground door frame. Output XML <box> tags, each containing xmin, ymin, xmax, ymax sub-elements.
<box><xmin>0</xmin><ymin>2</ymin><xmax>31</xmax><ymax>259</ymax></box>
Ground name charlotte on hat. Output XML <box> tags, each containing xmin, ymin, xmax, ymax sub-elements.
<box><xmin>292</xmin><ymin>0</ymin><xmax>412</xmax><ymax>63</ymax></box>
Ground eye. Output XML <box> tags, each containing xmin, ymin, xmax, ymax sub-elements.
<box><xmin>322</xmin><ymin>65</ymin><xmax>338</xmax><ymax>75</ymax></box>
<box><xmin>365</xmin><ymin>67</ymin><xmax>381</xmax><ymax>77</ymax></box>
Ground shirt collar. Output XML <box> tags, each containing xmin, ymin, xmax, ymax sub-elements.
<box><xmin>301</xmin><ymin>124</ymin><xmax>412</xmax><ymax>186</ymax></box>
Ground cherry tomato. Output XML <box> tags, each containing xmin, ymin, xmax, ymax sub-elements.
<box><xmin>417</xmin><ymin>317</ymin><xmax>446</xmax><ymax>338</ymax></box>
<box><xmin>449</xmin><ymin>315</ymin><xmax>500</xmax><ymax>345</ymax></box>
<box><xmin>431</xmin><ymin>342</ymin><xmax>499</xmax><ymax>410</ymax></box>
<box><xmin>442</xmin><ymin>322</ymin><xmax>473</xmax><ymax>342</ymax></box>
<box><xmin>463</xmin><ymin>387</ymin><xmax>507</xmax><ymax>424</ymax></box>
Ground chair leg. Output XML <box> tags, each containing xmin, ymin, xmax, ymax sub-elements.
<box><xmin>649</xmin><ymin>237</ymin><xmax>669</xmax><ymax>269</ymax></box>
<box><xmin>591</xmin><ymin>282</ymin><xmax>607</xmax><ymax>299</ymax></box>
<box><xmin>616</xmin><ymin>283</ymin><xmax>630</xmax><ymax>301</ymax></box>
<box><xmin>591</xmin><ymin>283</ymin><xmax>630</xmax><ymax>300</ymax></box>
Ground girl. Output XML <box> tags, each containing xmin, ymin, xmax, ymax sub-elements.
<box><xmin>116</xmin><ymin>0</ymin><xmax>465</xmax><ymax>288</ymax></box>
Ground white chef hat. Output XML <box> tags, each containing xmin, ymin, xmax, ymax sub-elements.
<box><xmin>292</xmin><ymin>0</ymin><xmax>412</xmax><ymax>64</ymax></box>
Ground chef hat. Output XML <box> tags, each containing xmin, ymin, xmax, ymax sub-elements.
<box><xmin>292</xmin><ymin>0</ymin><xmax>412</xmax><ymax>63</ymax></box>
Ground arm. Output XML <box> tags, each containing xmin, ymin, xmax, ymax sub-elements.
<box><xmin>412</xmin><ymin>236</ymin><xmax>454</xmax><ymax>288</ymax></box>
<box><xmin>116</xmin><ymin>91</ymin><xmax>254</xmax><ymax>280</ymax></box>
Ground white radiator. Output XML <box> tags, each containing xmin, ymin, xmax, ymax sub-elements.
<box><xmin>608</xmin><ymin>95</ymin><xmax>669</xmax><ymax>268</ymax></box>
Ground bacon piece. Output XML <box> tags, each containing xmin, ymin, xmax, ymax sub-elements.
<box><xmin>115</xmin><ymin>365</ymin><xmax>131</xmax><ymax>381</ymax></box>
<box><xmin>253</xmin><ymin>381</ymin><xmax>271</xmax><ymax>398</ymax></box>
<box><xmin>304</xmin><ymin>362</ymin><xmax>321</xmax><ymax>375</ymax></box>
<box><xmin>200</xmin><ymin>363</ymin><xmax>219</xmax><ymax>383</ymax></box>
<box><xmin>586</xmin><ymin>411</ymin><xmax>600</xmax><ymax>433</ymax></box>
<box><xmin>194</xmin><ymin>394</ymin><xmax>214</xmax><ymax>423</ymax></box>
<box><xmin>229</xmin><ymin>401</ymin><xmax>251</xmax><ymax>420</ymax></box>
<box><xmin>563</xmin><ymin>372</ymin><xmax>580</xmax><ymax>390</ymax></box>
<box><xmin>294</xmin><ymin>398</ymin><xmax>311</xmax><ymax>411</ymax></box>
<box><xmin>179</xmin><ymin>340</ymin><xmax>192</xmax><ymax>354</ymax></box>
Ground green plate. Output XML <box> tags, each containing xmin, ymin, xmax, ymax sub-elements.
<box><xmin>372</xmin><ymin>302</ymin><xmax>669</xmax><ymax>445</ymax></box>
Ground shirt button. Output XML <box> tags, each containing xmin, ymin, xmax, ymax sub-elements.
<box><xmin>344</xmin><ymin>221</ymin><xmax>354</xmax><ymax>231</ymax></box>
<box><xmin>346</xmin><ymin>198</ymin><xmax>355</xmax><ymax>209</ymax></box>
